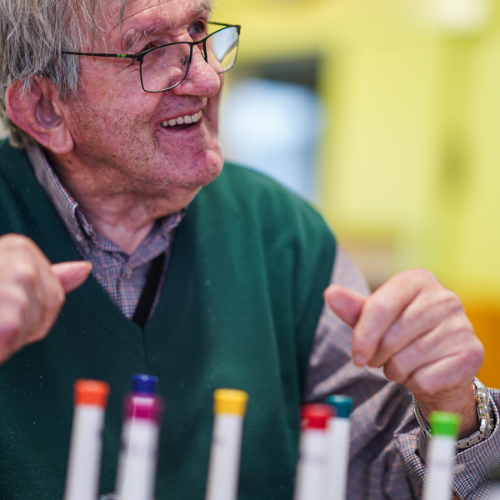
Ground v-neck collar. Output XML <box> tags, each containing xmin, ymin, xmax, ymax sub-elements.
<box><xmin>0</xmin><ymin>144</ymin><xmax>196</xmax><ymax>361</ymax></box>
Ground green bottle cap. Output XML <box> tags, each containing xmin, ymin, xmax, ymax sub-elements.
<box><xmin>325</xmin><ymin>395</ymin><xmax>354</xmax><ymax>418</ymax></box>
<box><xmin>429</xmin><ymin>411</ymin><xmax>461</xmax><ymax>438</ymax></box>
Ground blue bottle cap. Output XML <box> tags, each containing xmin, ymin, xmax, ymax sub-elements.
<box><xmin>326</xmin><ymin>395</ymin><xmax>354</xmax><ymax>418</ymax></box>
<box><xmin>132</xmin><ymin>374</ymin><xmax>159</xmax><ymax>395</ymax></box>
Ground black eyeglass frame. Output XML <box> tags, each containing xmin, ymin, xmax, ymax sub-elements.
<box><xmin>62</xmin><ymin>22</ymin><xmax>241</xmax><ymax>93</ymax></box>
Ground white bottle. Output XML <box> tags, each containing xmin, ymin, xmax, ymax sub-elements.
<box><xmin>116</xmin><ymin>394</ymin><xmax>164</xmax><ymax>500</ymax></box>
<box><xmin>205</xmin><ymin>389</ymin><xmax>249</xmax><ymax>500</ymax></box>
<box><xmin>64</xmin><ymin>379</ymin><xmax>110</xmax><ymax>500</ymax></box>
<box><xmin>324</xmin><ymin>395</ymin><xmax>353</xmax><ymax>500</ymax></box>
<box><xmin>490</xmin><ymin>484</ymin><xmax>500</xmax><ymax>499</ymax></box>
<box><xmin>423</xmin><ymin>411</ymin><xmax>461</xmax><ymax>500</ymax></box>
<box><xmin>112</xmin><ymin>374</ymin><xmax>159</xmax><ymax>500</ymax></box>
<box><xmin>293</xmin><ymin>404</ymin><xmax>333</xmax><ymax>500</ymax></box>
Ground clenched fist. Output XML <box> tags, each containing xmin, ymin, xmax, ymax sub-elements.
<box><xmin>325</xmin><ymin>269</ymin><xmax>484</xmax><ymax>436</ymax></box>
<box><xmin>0</xmin><ymin>234</ymin><xmax>91</xmax><ymax>364</ymax></box>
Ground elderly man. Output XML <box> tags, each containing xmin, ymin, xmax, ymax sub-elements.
<box><xmin>0</xmin><ymin>0</ymin><xmax>497</xmax><ymax>498</ymax></box>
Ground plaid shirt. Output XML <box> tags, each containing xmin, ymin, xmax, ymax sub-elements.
<box><xmin>28</xmin><ymin>146</ymin><xmax>500</xmax><ymax>498</ymax></box>
<box><xmin>27</xmin><ymin>147</ymin><xmax>184</xmax><ymax>320</ymax></box>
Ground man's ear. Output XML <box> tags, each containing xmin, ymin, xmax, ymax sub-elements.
<box><xmin>5</xmin><ymin>78</ymin><xmax>74</xmax><ymax>155</ymax></box>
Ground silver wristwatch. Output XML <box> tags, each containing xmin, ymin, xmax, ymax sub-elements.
<box><xmin>412</xmin><ymin>378</ymin><xmax>493</xmax><ymax>449</ymax></box>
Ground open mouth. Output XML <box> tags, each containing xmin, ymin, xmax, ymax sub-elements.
<box><xmin>161</xmin><ymin>111</ymin><xmax>202</xmax><ymax>131</ymax></box>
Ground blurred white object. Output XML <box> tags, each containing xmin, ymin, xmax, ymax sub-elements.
<box><xmin>490</xmin><ymin>484</ymin><xmax>500</xmax><ymax>499</ymax></box>
<box><xmin>422</xmin><ymin>412</ymin><xmax>460</xmax><ymax>500</ymax></box>
<box><xmin>430</xmin><ymin>0</ymin><xmax>491</xmax><ymax>32</ymax></box>
<box><xmin>205</xmin><ymin>389</ymin><xmax>248</xmax><ymax>500</ymax></box>
<box><xmin>324</xmin><ymin>396</ymin><xmax>353</xmax><ymax>500</ymax></box>
<box><xmin>221</xmin><ymin>78</ymin><xmax>323</xmax><ymax>202</ymax></box>
<box><xmin>64</xmin><ymin>381</ymin><xmax>109</xmax><ymax>500</ymax></box>
<box><xmin>293</xmin><ymin>405</ymin><xmax>332</xmax><ymax>500</ymax></box>
<box><xmin>116</xmin><ymin>396</ymin><xmax>163</xmax><ymax>500</ymax></box>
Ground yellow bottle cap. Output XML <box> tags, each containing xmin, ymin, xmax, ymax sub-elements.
<box><xmin>213</xmin><ymin>389</ymin><xmax>249</xmax><ymax>416</ymax></box>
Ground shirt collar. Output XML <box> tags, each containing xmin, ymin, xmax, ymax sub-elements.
<box><xmin>27</xmin><ymin>146</ymin><xmax>94</xmax><ymax>243</ymax></box>
<box><xmin>26</xmin><ymin>145</ymin><xmax>185</xmax><ymax>253</ymax></box>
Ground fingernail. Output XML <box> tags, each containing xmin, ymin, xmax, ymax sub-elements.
<box><xmin>85</xmin><ymin>261</ymin><xmax>93</xmax><ymax>272</ymax></box>
<box><xmin>353</xmin><ymin>354</ymin><xmax>367</xmax><ymax>367</ymax></box>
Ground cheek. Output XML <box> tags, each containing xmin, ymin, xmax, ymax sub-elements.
<box><xmin>78</xmin><ymin>64</ymin><xmax>160</xmax><ymax>128</ymax></box>
<box><xmin>73</xmin><ymin>90</ymin><xmax>160</xmax><ymax>143</ymax></box>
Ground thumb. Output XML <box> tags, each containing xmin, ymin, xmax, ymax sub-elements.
<box><xmin>51</xmin><ymin>261</ymin><xmax>92</xmax><ymax>293</ymax></box>
<box><xmin>324</xmin><ymin>285</ymin><xmax>365</xmax><ymax>328</ymax></box>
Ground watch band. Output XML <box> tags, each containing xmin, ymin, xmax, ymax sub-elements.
<box><xmin>412</xmin><ymin>378</ymin><xmax>493</xmax><ymax>450</ymax></box>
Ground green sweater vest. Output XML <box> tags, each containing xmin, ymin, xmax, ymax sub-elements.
<box><xmin>0</xmin><ymin>139</ymin><xmax>336</xmax><ymax>500</ymax></box>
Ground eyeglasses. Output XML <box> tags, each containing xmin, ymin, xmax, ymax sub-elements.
<box><xmin>62</xmin><ymin>22</ymin><xmax>241</xmax><ymax>93</ymax></box>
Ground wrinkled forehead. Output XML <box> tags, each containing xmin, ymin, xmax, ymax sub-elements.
<box><xmin>115</xmin><ymin>0</ymin><xmax>211</xmax><ymax>22</ymax></box>
<box><xmin>88</xmin><ymin>0</ymin><xmax>212</xmax><ymax>45</ymax></box>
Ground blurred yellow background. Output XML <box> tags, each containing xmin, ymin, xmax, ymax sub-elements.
<box><xmin>214</xmin><ymin>0</ymin><xmax>500</xmax><ymax>387</ymax></box>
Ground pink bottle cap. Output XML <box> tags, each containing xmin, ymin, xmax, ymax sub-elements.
<box><xmin>124</xmin><ymin>395</ymin><xmax>164</xmax><ymax>423</ymax></box>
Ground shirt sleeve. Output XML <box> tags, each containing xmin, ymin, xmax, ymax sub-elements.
<box><xmin>304</xmin><ymin>247</ymin><xmax>500</xmax><ymax>499</ymax></box>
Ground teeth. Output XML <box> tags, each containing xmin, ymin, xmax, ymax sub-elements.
<box><xmin>161</xmin><ymin>111</ymin><xmax>202</xmax><ymax>128</ymax></box>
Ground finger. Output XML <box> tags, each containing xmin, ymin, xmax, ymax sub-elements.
<box><xmin>0</xmin><ymin>285</ymin><xmax>37</xmax><ymax>362</ymax></box>
<box><xmin>0</xmin><ymin>306</ymin><xmax>23</xmax><ymax>362</ymax></box>
<box><xmin>0</xmin><ymin>318</ymin><xmax>21</xmax><ymax>364</ymax></box>
<box><xmin>11</xmin><ymin>259</ymin><xmax>65</xmax><ymax>346</ymax></box>
<box><xmin>370</xmin><ymin>288</ymin><xmax>464</xmax><ymax>368</ymax></box>
<box><xmin>382</xmin><ymin>314</ymin><xmax>474</xmax><ymax>384</ymax></box>
<box><xmin>12</xmin><ymin>252</ymin><xmax>64</xmax><ymax>344</ymax></box>
<box><xmin>51</xmin><ymin>262</ymin><xmax>92</xmax><ymax>293</ymax></box>
<box><xmin>0</xmin><ymin>237</ymin><xmax>73</xmax><ymax>359</ymax></box>
<box><xmin>405</xmin><ymin>344</ymin><xmax>483</xmax><ymax>401</ymax></box>
<box><xmin>324</xmin><ymin>285</ymin><xmax>365</xmax><ymax>328</ymax></box>
<box><xmin>352</xmin><ymin>270</ymin><xmax>431</xmax><ymax>367</ymax></box>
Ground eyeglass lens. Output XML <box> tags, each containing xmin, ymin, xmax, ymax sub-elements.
<box><xmin>141</xmin><ymin>26</ymin><xmax>239</xmax><ymax>92</ymax></box>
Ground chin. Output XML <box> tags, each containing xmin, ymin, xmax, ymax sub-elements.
<box><xmin>185</xmin><ymin>154</ymin><xmax>224</xmax><ymax>189</ymax></box>
<box><xmin>156</xmin><ymin>150</ymin><xmax>224</xmax><ymax>190</ymax></box>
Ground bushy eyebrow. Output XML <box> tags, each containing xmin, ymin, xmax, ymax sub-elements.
<box><xmin>123</xmin><ymin>26</ymin><xmax>162</xmax><ymax>51</ymax></box>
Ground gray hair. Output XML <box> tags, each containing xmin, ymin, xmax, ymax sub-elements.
<box><xmin>0</xmin><ymin>0</ymin><xmax>93</xmax><ymax>148</ymax></box>
<box><xmin>0</xmin><ymin>0</ymin><xmax>212</xmax><ymax>148</ymax></box>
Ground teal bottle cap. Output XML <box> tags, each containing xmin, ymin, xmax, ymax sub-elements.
<box><xmin>429</xmin><ymin>411</ymin><xmax>461</xmax><ymax>438</ymax></box>
<box><xmin>326</xmin><ymin>395</ymin><xmax>354</xmax><ymax>418</ymax></box>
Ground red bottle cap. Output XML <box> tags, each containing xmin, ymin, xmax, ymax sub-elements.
<box><xmin>300</xmin><ymin>404</ymin><xmax>334</xmax><ymax>430</ymax></box>
<box><xmin>74</xmin><ymin>380</ymin><xmax>110</xmax><ymax>408</ymax></box>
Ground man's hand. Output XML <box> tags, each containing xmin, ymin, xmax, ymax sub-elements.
<box><xmin>325</xmin><ymin>269</ymin><xmax>484</xmax><ymax>437</ymax></box>
<box><xmin>0</xmin><ymin>234</ymin><xmax>91</xmax><ymax>364</ymax></box>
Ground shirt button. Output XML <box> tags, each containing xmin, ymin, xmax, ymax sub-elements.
<box><xmin>121</xmin><ymin>267</ymin><xmax>133</xmax><ymax>280</ymax></box>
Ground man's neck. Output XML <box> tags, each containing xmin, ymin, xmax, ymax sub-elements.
<box><xmin>74</xmin><ymin>200</ymin><xmax>163</xmax><ymax>255</ymax></box>
<box><xmin>45</xmin><ymin>150</ymin><xmax>198</xmax><ymax>255</ymax></box>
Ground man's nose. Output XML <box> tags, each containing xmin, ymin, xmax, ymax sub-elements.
<box><xmin>172</xmin><ymin>48</ymin><xmax>221</xmax><ymax>97</ymax></box>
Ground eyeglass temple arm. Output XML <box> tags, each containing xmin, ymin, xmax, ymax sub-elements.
<box><xmin>62</xmin><ymin>51</ymin><xmax>137</xmax><ymax>59</ymax></box>
<box><xmin>209</xmin><ymin>22</ymin><xmax>241</xmax><ymax>33</ymax></box>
